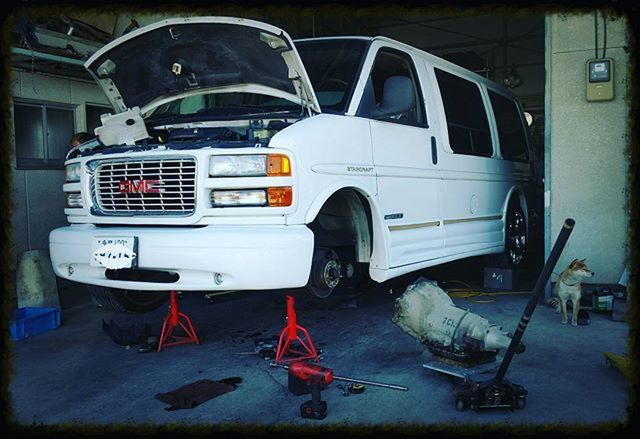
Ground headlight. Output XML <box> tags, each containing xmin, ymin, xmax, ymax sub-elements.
<box><xmin>210</xmin><ymin>187</ymin><xmax>293</xmax><ymax>207</ymax></box>
<box><xmin>65</xmin><ymin>192</ymin><xmax>83</xmax><ymax>208</ymax></box>
<box><xmin>209</xmin><ymin>154</ymin><xmax>290</xmax><ymax>177</ymax></box>
<box><xmin>65</xmin><ymin>163</ymin><xmax>81</xmax><ymax>182</ymax></box>
<box><xmin>211</xmin><ymin>189</ymin><xmax>267</xmax><ymax>207</ymax></box>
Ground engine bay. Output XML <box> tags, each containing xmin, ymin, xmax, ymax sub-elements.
<box><xmin>72</xmin><ymin>116</ymin><xmax>299</xmax><ymax>159</ymax></box>
<box><xmin>149</xmin><ymin>118</ymin><xmax>294</xmax><ymax>145</ymax></box>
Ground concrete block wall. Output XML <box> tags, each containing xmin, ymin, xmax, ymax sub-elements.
<box><xmin>546</xmin><ymin>13</ymin><xmax>630</xmax><ymax>285</ymax></box>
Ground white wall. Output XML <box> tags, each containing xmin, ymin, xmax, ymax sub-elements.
<box><xmin>9</xmin><ymin>70</ymin><xmax>110</xmax><ymax>269</ymax></box>
<box><xmin>546</xmin><ymin>13</ymin><xmax>630</xmax><ymax>284</ymax></box>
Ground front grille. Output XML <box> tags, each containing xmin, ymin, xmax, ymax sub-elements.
<box><xmin>92</xmin><ymin>158</ymin><xmax>196</xmax><ymax>215</ymax></box>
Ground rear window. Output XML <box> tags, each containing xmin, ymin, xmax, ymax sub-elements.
<box><xmin>435</xmin><ymin>68</ymin><xmax>492</xmax><ymax>157</ymax></box>
<box><xmin>489</xmin><ymin>91</ymin><xmax>529</xmax><ymax>162</ymax></box>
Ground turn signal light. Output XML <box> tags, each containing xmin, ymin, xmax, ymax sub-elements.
<box><xmin>267</xmin><ymin>187</ymin><xmax>293</xmax><ymax>206</ymax></box>
<box><xmin>267</xmin><ymin>154</ymin><xmax>291</xmax><ymax>176</ymax></box>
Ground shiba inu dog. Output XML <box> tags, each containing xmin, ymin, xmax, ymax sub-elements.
<box><xmin>548</xmin><ymin>259</ymin><xmax>595</xmax><ymax>326</ymax></box>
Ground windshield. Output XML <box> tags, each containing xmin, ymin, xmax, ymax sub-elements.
<box><xmin>146</xmin><ymin>38</ymin><xmax>368</xmax><ymax>120</ymax></box>
<box><xmin>296</xmin><ymin>39</ymin><xmax>369</xmax><ymax>113</ymax></box>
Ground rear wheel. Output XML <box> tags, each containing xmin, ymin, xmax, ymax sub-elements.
<box><xmin>88</xmin><ymin>285</ymin><xmax>168</xmax><ymax>313</ymax></box>
<box><xmin>505</xmin><ymin>203</ymin><xmax>527</xmax><ymax>267</ymax></box>
<box><xmin>486</xmin><ymin>200</ymin><xmax>527</xmax><ymax>268</ymax></box>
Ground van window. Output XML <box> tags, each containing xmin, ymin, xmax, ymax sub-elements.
<box><xmin>435</xmin><ymin>68</ymin><xmax>492</xmax><ymax>157</ymax></box>
<box><xmin>488</xmin><ymin>91</ymin><xmax>529</xmax><ymax>162</ymax></box>
<box><xmin>357</xmin><ymin>49</ymin><xmax>425</xmax><ymax>127</ymax></box>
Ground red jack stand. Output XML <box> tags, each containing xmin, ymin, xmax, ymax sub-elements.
<box><xmin>157</xmin><ymin>290</ymin><xmax>199</xmax><ymax>352</ymax></box>
<box><xmin>275</xmin><ymin>295</ymin><xmax>320</xmax><ymax>363</ymax></box>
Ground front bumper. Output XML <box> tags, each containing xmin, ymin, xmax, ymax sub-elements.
<box><xmin>49</xmin><ymin>224</ymin><xmax>313</xmax><ymax>291</ymax></box>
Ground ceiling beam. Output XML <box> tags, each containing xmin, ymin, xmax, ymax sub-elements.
<box><xmin>418</xmin><ymin>33</ymin><xmax>543</xmax><ymax>52</ymax></box>
<box><xmin>11</xmin><ymin>47</ymin><xmax>86</xmax><ymax>66</ymax></box>
<box><xmin>363</xmin><ymin>15</ymin><xmax>457</xmax><ymax>32</ymax></box>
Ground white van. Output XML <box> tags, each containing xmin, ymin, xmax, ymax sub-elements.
<box><xmin>49</xmin><ymin>17</ymin><xmax>533</xmax><ymax>312</ymax></box>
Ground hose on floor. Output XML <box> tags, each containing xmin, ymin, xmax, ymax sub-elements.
<box><xmin>441</xmin><ymin>280</ymin><xmax>531</xmax><ymax>303</ymax></box>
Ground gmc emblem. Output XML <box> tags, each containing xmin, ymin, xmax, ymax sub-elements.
<box><xmin>118</xmin><ymin>179</ymin><xmax>163</xmax><ymax>194</ymax></box>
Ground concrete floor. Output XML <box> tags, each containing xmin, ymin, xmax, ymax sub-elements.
<box><xmin>8</xmin><ymin>257</ymin><xmax>630</xmax><ymax>427</ymax></box>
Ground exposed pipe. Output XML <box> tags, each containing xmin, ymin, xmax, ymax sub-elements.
<box><xmin>11</xmin><ymin>47</ymin><xmax>86</xmax><ymax>66</ymax></box>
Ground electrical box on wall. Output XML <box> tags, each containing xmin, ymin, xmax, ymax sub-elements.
<box><xmin>586</xmin><ymin>58</ymin><xmax>614</xmax><ymax>102</ymax></box>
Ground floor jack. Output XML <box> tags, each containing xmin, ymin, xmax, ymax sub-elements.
<box><xmin>451</xmin><ymin>218</ymin><xmax>575</xmax><ymax>411</ymax></box>
<box><xmin>157</xmin><ymin>290</ymin><xmax>199</xmax><ymax>352</ymax></box>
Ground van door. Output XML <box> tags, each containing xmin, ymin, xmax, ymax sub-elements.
<box><xmin>432</xmin><ymin>67</ymin><xmax>505</xmax><ymax>256</ymax></box>
<box><xmin>357</xmin><ymin>46</ymin><xmax>443</xmax><ymax>268</ymax></box>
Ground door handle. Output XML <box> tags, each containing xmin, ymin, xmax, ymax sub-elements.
<box><xmin>431</xmin><ymin>136</ymin><xmax>438</xmax><ymax>165</ymax></box>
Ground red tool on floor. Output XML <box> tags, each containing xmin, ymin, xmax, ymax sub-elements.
<box><xmin>157</xmin><ymin>290</ymin><xmax>199</xmax><ymax>352</ymax></box>
<box><xmin>288</xmin><ymin>361</ymin><xmax>333</xmax><ymax>420</ymax></box>
<box><xmin>275</xmin><ymin>295</ymin><xmax>320</xmax><ymax>363</ymax></box>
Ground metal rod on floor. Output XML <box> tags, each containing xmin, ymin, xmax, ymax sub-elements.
<box><xmin>270</xmin><ymin>362</ymin><xmax>408</xmax><ymax>391</ymax></box>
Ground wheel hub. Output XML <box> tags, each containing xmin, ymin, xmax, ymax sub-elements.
<box><xmin>321</xmin><ymin>260</ymin><xmax>341</xmax><ymax>289</ymax></box>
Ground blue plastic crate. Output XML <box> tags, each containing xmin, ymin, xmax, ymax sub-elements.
<box><xmin>10</xmin><ymin>307</ymin><xmax>61</xmax><ymax>341</ymax></box>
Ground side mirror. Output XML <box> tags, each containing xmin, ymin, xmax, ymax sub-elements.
<box><xmin>371</xmin><ymin>76</ymin><xmax>415</xmax><ymax>119</ymax></box>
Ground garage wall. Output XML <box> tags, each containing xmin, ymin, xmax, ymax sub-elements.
<box><xmin>546</xmin><ymin>13</ymin><xmax>630</xmax><ymax>285</ymax></box>
<box><xmin>9</xmin><ymin>70</ymin><xmax>109</xmax><ymax>269</ymax></box>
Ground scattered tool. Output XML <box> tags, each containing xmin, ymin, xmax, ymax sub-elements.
<box><xmin>453</xmin><ymin>218</ymin><xmax>575</xmax><ymax>411</ymax></box>
<box><xmin>270</xmin><ymin>362</ymin><xmax>408</xmax><ymax>392</ymax></box>
<box><xmin>337</xmin><ymin>382</ymin><xmax>366</xmax><ymax>397</ymax></box>
<box><xmin>275</xmin><ymin>295</ymin><xmax>320</xmax><ymax>363</ymax></box>
<box><xmin>235</xmin><ymin>339</ymin><xmax>278</xmax><ymax>359</ymax></box>
<box><xmin>286</xmin><ymin>361</ymin><xmax>333</xmax><ymax>419</ymax></box>
<box><xmin>158</xmin><ymin>290</ymin><xmax>199</xmax><ymax>352</ymax></box>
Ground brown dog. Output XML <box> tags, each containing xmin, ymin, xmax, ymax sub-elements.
<box><xmin>551</xmin><ymin>259</ymin><xmax>595</xmax><ymax>326</ymax></box>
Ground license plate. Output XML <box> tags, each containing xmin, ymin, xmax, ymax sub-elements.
<box><xmin>91</xmin><ymin>237</ymin><xmax>138</xmax><ymax>270</ymax></box>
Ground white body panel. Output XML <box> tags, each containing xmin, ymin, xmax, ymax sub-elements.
<box><xmin>49</xmin><ymin>23</ymin><xmax>533</xmax><ymax>292</ymax></box>
<box><xmin>51</xmin><ymin>224</ymin><xmax>313</xmax><ymax>290</ymax></box>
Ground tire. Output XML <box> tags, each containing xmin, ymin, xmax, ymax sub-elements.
<box><xmin>456</xmin><ymin>399</ymin><xmax>466</xmax><ymax>411</ymax></box>
<box><xmin>486</xmin><ymin>200</ymin><xmax>527</xmax><ymax>268</ymax></box>
<box><xmin>306</xmin><ymin>248</ymin><xmax>342</xmax><ymax>299</ymax></box>
<box><xmin>88</xmin><ymin>285</ymin><xmax>168</xmax><ymax>313</ymax></box>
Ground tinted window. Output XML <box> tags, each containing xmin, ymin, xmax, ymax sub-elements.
<box><xmin>489</xmin><ymin>91</ymin><xmax>529</xmax><ymax>162</ymax></box>
<box><xmin>357</xmin><ymin>49</ymin><xmax>425</xmax><ymax>127</ymax></box>
<box><xmin>435</xmin><ymin>68</ymin><xmax>492</xmax><ymax>157</ymax></box>
<box><xmin>296</xmin><ymin>39</ymin><xmax>368</xmax><ymax>113</ymax></box>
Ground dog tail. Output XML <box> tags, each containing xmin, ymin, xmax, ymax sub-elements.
<box><xmin>546</xmin><ymin>297</ymin><xmax>560</xmax><ymax>311</ymax></box>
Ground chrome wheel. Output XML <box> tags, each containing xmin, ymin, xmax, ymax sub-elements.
<box><xmin>506</xmin><ymin>206</ymin><xmax>526</xmax><ymax>267</ymax></box>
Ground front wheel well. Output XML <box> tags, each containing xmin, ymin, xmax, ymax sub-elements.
<box><xmin>307</xmin><ymin>188</ymin><xmax>373</xmax><ymax>264</ymax></box>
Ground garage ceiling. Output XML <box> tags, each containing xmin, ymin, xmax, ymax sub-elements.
<box><xmin>10</xmin><ymin>12</ymin><xmax>544</xmax><ymax>102</ymax></box>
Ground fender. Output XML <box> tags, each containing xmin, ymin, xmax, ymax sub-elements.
<box><xmin>304</xmin><ymin>180</ymin><xmax>376</xmax><ymax>224</ymax></box>
<box><xmin>304</xmin><ymin>182</ymin><xmax>390</xmax><ymax>270</ymax></box>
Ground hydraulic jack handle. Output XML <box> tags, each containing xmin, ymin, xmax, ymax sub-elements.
<box><xmin>495</xmin><ymin>218</ymin><xmax>575</xmax><ymax>384</ymax></box>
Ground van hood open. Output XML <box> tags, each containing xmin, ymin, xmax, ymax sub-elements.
<box><xmin>85</xmin><ymin>17</ymin><xmax>321</xmax><ymax>115</ymax></box>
